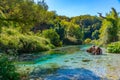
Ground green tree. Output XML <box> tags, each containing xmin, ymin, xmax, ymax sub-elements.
<box><xmin>55</xmin><ymin>24</ymin><xmax>66</xmax><ymax>41</ymax></box>
<box><xmin>99</xmin><ymin>8</ymin><xmax>119</xmax><ymax>45</ymax></box>
<box><xmin>118</xmin><ymin>17</ymin><xmax>120</xmax><ymax>40</ymax></box>
<box><xmin>42</xmin><ymin>29</ymin><xmax>61</xmax><ymax>46</ymax></box>
<box><xmin>37</xmin><ymin>0</ymin><xmax>48</xmax><ymax>10</ymax></box>
<box><xmin>0</xmin><ymin>0</ymin><xmax>54</xmax><ymax>33</ymax></box>
<box><xmin>71</xmin><ymin>15</ymin><xmax>101</xmax><ymax>40</ymax></box>
<box><xmin>92</xmin><ymin>30</ymin><xmax>99</xmax><ymax>39</ymax></box>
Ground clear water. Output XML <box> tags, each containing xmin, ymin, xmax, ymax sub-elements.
<box><xmin>17</xmin><ymin>45</ymin><xmax>120</xmax><ymax>80</ymax></box>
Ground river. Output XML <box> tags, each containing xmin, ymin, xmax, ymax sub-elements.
<box><xmin>17</xmin><ymin>45</ymin><xmax>120</xmax><ymax>80</ymax></box>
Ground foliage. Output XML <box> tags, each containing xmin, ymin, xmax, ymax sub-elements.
<box><xmin>0</xmin><ymin>28</ymin><xmax>54</xmax><ymax>54</ymax></box>
<box><xmin>0</xmin><ymin>0</ymin><xmax>103</xmax><ymax>46</ymax></box>
<box><xmin>0</xmin><ymin>0</ymin><xmax>119</xmax><ymax>54</ymax></box>
<box><xmin>55</xmin><ymin>25</ymin><xmax>66</xmax><ymax>41</ymax></box>
<box><xmin>73</xmin><ymin>26</ymin><xmax>83</xmax><ymax>40</ymax></box>
<box><xmin>0</xmin><ymin>0</ymin><xmax>56</xmax><ymax>54</ymax></box>
<box><xmin>90</xmin><ymin>40</ymin><xmax>101</xmax><ymax>46</ymax></box>
<box><xmin>84</xmin><ymin>38</ymin><xmax>91</xmax><ymax>44</ymax></box>
<box><xmin>99</xmin><ymin>8</ymin><xmax>119</xmax><ymax>45</ymax></box>
<box><xmin>0</xmin><ymin>55</ymin><xmax>20</xmax><ymax>80</ymax></box>
<box><xmin>107</xmin><ymin>41</ymin><xmax>120</xmax><ymax>53</ymax></box>
<box><xmin>71</xmin><ymin>15</ymin><xmax>102</xmax><ymax>40</ymax></box>
<box><xmin>92</xmin><ymin>30</ymin><xmax>99</xmax><ymax>39</ymax></box>
<box><xmin>99</xmin><ymin>20</ymin><xmax>112</xmax><ymax>44</ymax></box>
<box><xmin>0</xmin><ymin>28</ymin><xmax>21</xmax><ymax>54</ymax></box>
<box><xmin>18</xmin><ymin>34</ymin><xmax>54</xmax><ymax>53</ymax></box>
<box><xmin>0</xmin><ymin>0</ymin><xmax>55</xmax><ymax>33</ymax></box>
<box><xmin>118</xmin><ymin>18</ymin><xmax>120</xmax><ymax>40</ymax></box>
<box><xmin>37</xmin><ymin>0</ymin><xmax>48</xmax><ymax>10</ymax></box>
<box><xmin>61</xmin><ymin>20</ymin><xmax>83</xmax><ymax>40</ymax></box>
<box><xmin>42</xmin><ymin>29</ymin><xmax>62</xmax><ymax>46</ymax></box>
<box><xmin>50</xmin><ymin>18</ymin><xmax>66</xmax><ymax>41</ymax></box>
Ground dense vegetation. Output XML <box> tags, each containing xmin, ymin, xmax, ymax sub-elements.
<box><xmin>71</xmin><ymin>15</ymin><xmax>102</xmax><ymax>40</ymax></box>
<box><xmin>107</xmin><ymin>41</ymin><xmax>120</xmax><ymax>53</ymax></box>
<box><xmin>0</xmin><ymin>0</ymin><xmax>120</xmax><ymax>54</ymax></box>
<box><xmin>0</xmin><ymin>0</ymin><xmax>120</xmax><ymax>80</ymax></box>
<box><xmin>99</xmin><ymin>8</ymin><xmax>120</xmax><ymax>45</ymax></box>
<box><xmin>98</xmin><ymin>8</ymin><xmax>120</xmax><ymax>53</ymax></box>
<box><xmin>0</xmin><ymin>28</ymin><xmax>55</xmax><ymax>54</ymax></box>
<box><xmin>0</xmin><ymin>0</ymin><xmax>102</xmax><ymax>54</ymax></box>
<box><xmin>0</xmin><ymin>55</ymin><xmax>20</xmax><ymax>80</ymax></box>
<box><xmin>0</xmin><ymin>0</ymin><xmax>56</xmax><ymax>54</ymax></box>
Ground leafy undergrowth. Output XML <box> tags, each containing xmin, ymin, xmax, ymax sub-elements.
<box><xmin>0</xmin><ymin>28</ymin><xmax>54</xmax><ymax>54</ymax></box>
<box><xmin>0</xmin><ymin>55</ymin><xmax>20</xmax><ymax>80</ymax></box>
<box><xmin>107</xmin><ymin>41</ymin><xmax>120</xmax><ymax>53</ymax></box>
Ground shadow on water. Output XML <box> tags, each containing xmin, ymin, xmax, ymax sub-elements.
<box><xmin>30</xmin><ymin>67</ymin><xmax>101</xmax><ymax>80</ymax></box>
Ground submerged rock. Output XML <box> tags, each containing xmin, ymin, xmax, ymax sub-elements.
<box><xmin>82</xmin><ymin>59</ymin><xmax>91</xmax><ymax>62</ymax></box>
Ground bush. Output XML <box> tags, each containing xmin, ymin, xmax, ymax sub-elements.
<box><xmin>18</xmin><ymin>35</ymin><xmax>54</xmax><ymax>53</ymax></box>
<box><xmin>0</xmin><ymin>28</ymin><xmax>54</xmax><ymax>54</ymax></box>
<box><xmin>90</xmin><ymin>40</ymin><xmax>102</xmax><ymax>46</ymax></box>
<box><xmin>107</xmin><ymin>41</ymin><xmax>120</xmax><ymax>53</ymax></box>
<box><xmin>42</xmin><ymin>29</ymin><xmax>62</xmax><ymax>46</ymax></box>
<box><xmin>0</xmin><ymin>55</ymin><xmax>20</xmax><ymax>80</ymax></box>
<box><xmin>84</xmin><ymin>38</ymin><xmax>91</xmax><ymax>44</ymax></box>
<box><xmin>0</xmin><ymin>33</ymin><xmax>20</xmax><ymax>54</ymax></box>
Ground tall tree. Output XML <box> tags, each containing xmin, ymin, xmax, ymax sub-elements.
<box><xmin>99</xmin><ymin>8</ymin><xmax>119</xmax><ymax>45</ymax></box>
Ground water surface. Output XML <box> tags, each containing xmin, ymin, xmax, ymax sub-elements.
<box><xmin>17</xmin><ymin>45</ymin><xmax>120</xmax><ymax>80</ymax></box>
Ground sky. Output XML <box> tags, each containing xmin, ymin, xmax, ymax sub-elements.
<box><xmin>35</xmin><ymin>0</ymin><xmax>120</xmax><ymax>17</ymax></box>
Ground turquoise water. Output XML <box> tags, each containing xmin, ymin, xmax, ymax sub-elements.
<box><xmin>17</xmin><ymin>45</ymin><xmax>120</xmax><ymax>80</ymax></box>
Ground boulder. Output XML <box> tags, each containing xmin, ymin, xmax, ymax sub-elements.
<box><xmin>86</xmin><ymin>46</ymin><xmax>102</xmax><ymax>55</ymax></box>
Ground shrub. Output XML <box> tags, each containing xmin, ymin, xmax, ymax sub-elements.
<box><xmin>42</xmin><ymin>29</ymin><xmax>62</xmax><ymax>46</ymax></box>
<box><xmin>107</xmin><ymin>41</ymin><xmax>120</xmax><ymax>53</ymax></box>
<box><xmin>0</xmin><ymin>55</ymin><xmax>20</xmax><ymax>80</ymax></box>
<box><xmin>18</xmin><ymin>35</ymin><xmax>54</xmax><ymax>53</ymax></box>
<box><xmin>0</xmin><ymin>33</ymin><xmax>20</xmax><ymax>54</ymax></box>
<box><xmin>84</xmin><ymin>38</ymin><xmax>91</xmax><ymax>44</ymax></box>
<box><xmin>90</xmin><ymin>40</ymin><xmax>102</xmax><ymax>46</ymax></box>
<box><xmin>0</xmin><ymin>28</ymin><xmax>54</xmax><ymax>54</ymax></box>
